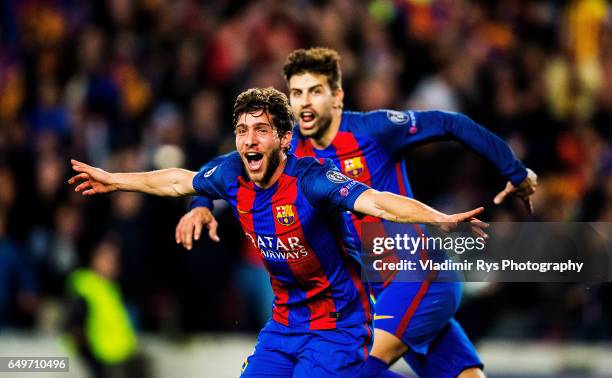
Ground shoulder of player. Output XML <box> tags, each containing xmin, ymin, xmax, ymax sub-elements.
<box><xmin>214</xmin><ymin>151</ymin><xmax>241</xmax><ymax>168</ymax></box>
<box><xmin>197</xmin><ymin>151</ymin><xmax>242</xmax><ymax>181</ymax></box>
<box><xmin>290</xmin><ymin>157</ymin><xmax>342</xmax><ymax>207</ymax></box>
<box><xmin>290</xmin><ymin>156</ymin><xmax>335</xmax><ymax>186</ymax></box>
<box><xmin>291</xmin><ymin>155</ymin><xmax>325</xmax><ymax>175</ymax></box>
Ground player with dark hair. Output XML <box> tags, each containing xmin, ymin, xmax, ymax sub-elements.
<box><xmin>179</xmin><ymin>49</ymin><xmax>537</xmax><ymax>378</ymax></box>
<box><xmin>69</xmin><ymin>87</ymin><xmax>487</xmax><ymax>377</ymax></box>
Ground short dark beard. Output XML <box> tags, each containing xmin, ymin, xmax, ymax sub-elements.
<box><xmin>262</xmin><ymin>146</ymin><xmax>282</xmax><ymax>185</ymax></box>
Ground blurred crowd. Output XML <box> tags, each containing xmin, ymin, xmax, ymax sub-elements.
<box><xmin>0</xmin><ymin>0</ymin><xmax>611</xmax><ymax>343</ymax></box>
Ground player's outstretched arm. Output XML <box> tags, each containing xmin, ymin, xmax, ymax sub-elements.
<box><xmin>68</xmin><ymin>159</ymin><xmax>197</xmax><ymax>197</ymax></box>
<box><xmin>494</xmin><ymin>168</ymin><xmax>538</xmax><ymax>213</ymax></box>
<box><xmin>175</xmin><ymin>207</ymin><xmax>220</xmax><ymax>250</ymax></box>
<box><xmin>388</xmin><ymin>110</ymin><xmax>537</xmax><ymax>212</ymax></box>
<box><xmin>353</xmin><ymin>189</ymin><xmax>488</xmax><ymax>237</ymax></box>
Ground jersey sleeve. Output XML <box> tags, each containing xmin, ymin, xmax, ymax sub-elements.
<box><xmin>189</xmin><ymin>195</ymin><xmax>214</xmax><ymax>211</ymax></box>
<box><xmin>188</xmin><ymin>155</ymin><xmax>230</xmax><ymax>210</ymax></box>
<box><xmin>363</xmin><ymin>109</ymin><xmax>528</xmax><ymax>186</ymax></box>
<box><xmin>191</xmin><ymin>152</ymin><xmax>237</xmax><ymax>200</ymax></box>
<box><xmin>301</xmin><ymin>159</ymin><xmax>370</xmax><ymax>212</ymax></box>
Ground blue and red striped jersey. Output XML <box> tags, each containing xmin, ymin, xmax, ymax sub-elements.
<box><xmin>192</xmin><ymin>152</ymin><xmax>372</xmax><ymax>330</ymax></box>
<box><xmin>291</xmin><ymin>109</ymin><xmax>528</xmax><ymax>289</ymax></box>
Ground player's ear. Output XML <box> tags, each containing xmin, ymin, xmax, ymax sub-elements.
<box><xmin>280</xmin><ymin>130</ymin><xmax>292</xmax><ymax>150</ymax></box>
<box><xmin>333</xmin><ymin>88</ymin><xmax>344</xmax><ymax>109</ymax></box>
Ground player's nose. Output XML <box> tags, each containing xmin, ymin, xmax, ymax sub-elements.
<box><xmin>302</xmin><ymin>93</ymin><xmax>312</xmax><ymax>105</ymax></box>
<box><xmin>244</xmin><ymin>128</ymin><xmax>258</xmax><ymax>146</ymax></box>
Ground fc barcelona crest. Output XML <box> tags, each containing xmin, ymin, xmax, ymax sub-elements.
<box><xmin>275</xmin><ymin>204</ymin><xmax>296</xmax><ymax>226</ymax></box>
<box><xmin>343</xmin><ymin>157</ymin><xmax>364</xmax><ymax>178</ymax></box>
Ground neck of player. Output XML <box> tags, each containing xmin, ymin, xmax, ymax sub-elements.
<box><xmin>311</xmin><ymin>109</ymin><xmax>342</xmax><ymax>150</ymax></box>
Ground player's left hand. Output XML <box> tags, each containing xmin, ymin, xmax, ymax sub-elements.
<box><xmin>68</xmin><ymin>159</ymin><xmax>118</xmax><ymax>195</ymax></box>
<box><xmin>494</xmin><ymin>168</ymin><xmax>538</xmax><ymax>213</ymax></box>
<box><xmin>175</xmin><ymin>207</ymin><xmax>220</xmax><ymax>250</ymax></box>
<box><xmin>439</xmin><ymin>207</ymin><xmax>489</xmax><ymax>239</ymax></box>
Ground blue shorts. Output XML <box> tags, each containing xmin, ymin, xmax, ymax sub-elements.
<box><xmin>373</xmin><ymin>281</ymin><xmax>482</xmax><ymax>377</ymax></box>
<box><xmin>241</xmin><ymin>320</ymin><xmax>373</xmax><ymax>377</ymax></box>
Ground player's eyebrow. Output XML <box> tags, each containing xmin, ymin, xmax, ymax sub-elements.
<box><xmin>236</xmin><ymin>121</ymin><xmax>272</xmax><ymax>128</ymax></box>
<box><xmin>291</xmin><ymin>84</ymin><xmax>324</xmax><ymax>92</ymax></box>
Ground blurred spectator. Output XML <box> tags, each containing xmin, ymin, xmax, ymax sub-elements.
<box><xmin>0</xmin><ymin>206</ymin><xmax>38</xmax><ymax>329</ymax></box>
<box><xmin>65</xmin><ymin>236</ymin><xmax>148</xmax><ymax>378</ymax></box>
<box><xmin>184</xmin><ymin>89</ymin><xmax>222</xmax><ymax>169</ymax></box>
<box><xmin>109</xmin><ymin>191</ymin><xmax>146</xmax><ymax>322</ymax></box>
<box><xmin>27</xmin><ymin>79</ymin><xmax>69</xmax><ymax>138</ymax></box>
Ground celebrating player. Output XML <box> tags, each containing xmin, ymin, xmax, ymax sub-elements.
<box><xmin>180</xmin><ymin>48</ymin><xmax>537</xmax><ymax>378</ymax></box>
<box><xmin>69</xmin><ymin>87</ymin><xmax>487</xmax><ymax>377</ymax></box>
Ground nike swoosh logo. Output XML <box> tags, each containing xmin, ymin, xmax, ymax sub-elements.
<box><xmin>373</xmin><ymin>315</ymin><xmax>395</xmax><ymax>320</ymax></box>
<box><xmin>237</xmin><ymin>208</ymin><xmax>250</xmax><ymax>214</ymax></box>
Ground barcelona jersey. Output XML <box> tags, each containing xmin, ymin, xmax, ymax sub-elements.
<box><xmin>192</xmin><ymin>152</ymin><xmax>372</xmax><ymax>330</ymax></box>
<box><xmin>291</xmin><ymin>110</ymin><xmax>528</xmax><ymax>289</ymax></box>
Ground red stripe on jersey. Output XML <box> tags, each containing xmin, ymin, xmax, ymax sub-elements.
<box><xmin>332</xmin><ymin>132</ymin><xmax>372</xmax><ymax>187</ymax></box>
<box><xmin>267</xmin><ymin>271</ymin><xmax>290</xmax><ymax>325</ymax></box>
<box><xmin>236</xmin><ymin>177</ymin><xmax>290</xmax><ymax>325</ymax></box>
<box><xmin>395</xmin><ymin>161</ymin><xmax>408</xmax><ymax>197</ymax></box>
<box><xmin>393</xmin><ymin>223</ymin><xmax>437</xmax><ymax>338</ymax></box>
<box><xmin>332</xmin><ymin>131</ymin><xmax>382</xmax><ymax>266</ymax></box>
<box><xmin>345</xmin><ymin>257</ymin><xmax>372</xmax><ymax>323</ymax></box>
<box><xmin>351</xmin><ymin>213</ymin><xmax>380</xmax><ymax>242</ymax></box>
<box><xmin>272</xmin><ymin>174</ymin><xmax>337</xmax><ymax>330</ymax></box>
<box><xmin>294</xmin><ymin>138</ymin><xmax>316</xmax><ymax>158</ymax></box>
<box><xmin>394</xmin><ymin>270</ymin><xmax>437</xmax><ymax>339</ymax></box>
<box><xmin>362</xmin><ymin>323</ymin><xmax>373</xmax><ymax>359</ymax></box>
<box><xmin>382</xmin><ymin>221</ymin><xmax>434</xmax><ymax>289</ymax></box>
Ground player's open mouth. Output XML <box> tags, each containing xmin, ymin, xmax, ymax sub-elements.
<box><xmin>300</xmin><ymin>111</ymin><xmax>316</xmax><ymax>128</ymax></box>
<box><xmin>245</xmin><ymin>152</ymin><xmax>264</xmax><ymax>171</ymax></box>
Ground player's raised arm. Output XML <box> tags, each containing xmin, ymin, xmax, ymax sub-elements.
<box><xmin>353</xmin><ymin>189</ymin><xmax>488</xmax><ymax>237</ymax></box>
<box><xmin>68</xmin><ymin>159</ymin><xmax>197</xmax><ymax>197</ymax></box>
<box><xmin>415</xmin><ymin>111</ymin><xmax>538</xmax><ymax>213</ymax></box>
<box><xmin>366</xmin><ymin>109</ymin><xmax>538</xmax><ymax>212</ymax></box>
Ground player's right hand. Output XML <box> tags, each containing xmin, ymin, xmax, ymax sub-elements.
<box><xmin>175</xmin><ymin>207</ymin><xmax>220</xmax><ymax>250</ymax></box>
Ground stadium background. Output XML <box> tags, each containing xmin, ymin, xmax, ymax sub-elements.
<box><xmin>1</xmin><ymin>0</ymin><xmax>611</xmax><ymax>376</ymax></box>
